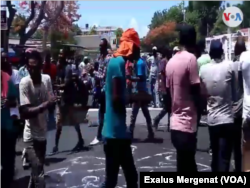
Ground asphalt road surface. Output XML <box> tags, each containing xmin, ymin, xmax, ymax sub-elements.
<box><xmin>14</xmin><ymin>109</ymin><xmax>211</xmax><ymax>188</ymax></box>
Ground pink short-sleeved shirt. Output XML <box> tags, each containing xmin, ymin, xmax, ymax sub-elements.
<box><xmin>165</xmin><ymin>51</ymin><xmax>200</xmax><ymax>133</ymax></box>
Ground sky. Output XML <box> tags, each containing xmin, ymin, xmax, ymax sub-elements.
<box><xmin>76</xmin><ymin>1</ymin><xmax>242</xmax><ymax>38</ymax></box>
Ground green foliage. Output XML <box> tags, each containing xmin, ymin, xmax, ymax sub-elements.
<box><xmin>149</xmin><ymin>4</ymin><xmax>183</xmax><ymax>29</ymax></box>
<box><xmin>89</xmin><ymin>26</ymin><xmax>97</xmax><ymax>35</ymax></box>
<box><xmin>115</xmin><ymin>28</ymin><xmax>123</xmax><ymax>38</ymax></box>
<box><xmin>146</xmin><ymin>0</ymin><xmax>250</xmax><ymax>49</ymax></box>
<box><xmin>49</xmin><ymin>29</ymin><xmax>77</xmax><ymax>58</ymax></box>
<box><xmin>145</xmin><ymin>2</ymin><xmax>196</xmax><ymax>50</ymax></box>
<box><xmin>32</xmin><ymin>29</ymin><xmax>43</xmax><ymax>39</ymax></box>
<box><xmin>72</xmin><ymin>24</ymin><xmax>82</xmax><ymax>35</ymax></box>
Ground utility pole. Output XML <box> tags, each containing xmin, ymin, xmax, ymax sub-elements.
<box><xmin>182</xmin><ymin>1</ymin><xmax>186</xmax><ymax>22</ymax></box>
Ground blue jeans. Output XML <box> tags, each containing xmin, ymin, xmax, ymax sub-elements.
<box><xmin>149</xmin><ymin>76</ymin><xmax>159</xmax><ymax>107</ymax></box>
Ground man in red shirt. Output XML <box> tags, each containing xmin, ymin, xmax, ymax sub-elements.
<box><xmin>43</xmin><ymin>54</ymin><xmax>57</xmax><ymax>83</ymax></box>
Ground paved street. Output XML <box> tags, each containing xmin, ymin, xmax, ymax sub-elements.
<box><xmin>14</xmin><ymin>109</ymin><xmax>211</xmax><ymax>188</ymax></box>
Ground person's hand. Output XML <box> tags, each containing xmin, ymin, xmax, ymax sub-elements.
<box><xmin>1</xmin><ymin>97</ymin><xmax>8</xmax><ymax>109</ymax></box>
<box><xmin>47</xmin><ymin>92</ymin><xmax>57</xmax><ymax>106</ymax></box>
<box><xmin>11</xmin><ymin>115</ymin><xmax>18</xmax><ymax>120</ymax></box>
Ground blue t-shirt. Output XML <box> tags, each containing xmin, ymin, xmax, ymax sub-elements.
<box><xmin>135</xmin><ymin>58</ymin><xmax>148</xmax><ymax>92</ymax></box>
<box><xmin>1</xmin><ymin>79</ymin><xmax>19</xmax><ymax>132</ymax></box>
<box><xmin>102</xmin><ymin>56</ymin><xmax>129</xmax><ymax>139</ymax></box>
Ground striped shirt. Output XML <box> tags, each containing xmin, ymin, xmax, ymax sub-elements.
<box><xmin>158</xmin><ymin>58</ymin><xmax>167</xmax><ymax>93</ymax></box>
<box><xmin>94</xmin><ymin>54</ymin><xmax>112</xmax><ymax>89</ymax></box>
<box><xmin>19</xmin><ymin>74</ymin><xmax>53</xmax><ymax>142</ymax></box>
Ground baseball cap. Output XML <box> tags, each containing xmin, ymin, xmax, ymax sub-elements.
<box><xmin>152</xmin><ymin>46</ymin><xmax>157</xmax><ymax>50</ymax></box>
<box><xmin>173</xmin><ymin>46</ymin><xmax>180</xmax><ymax>51</ymax></box>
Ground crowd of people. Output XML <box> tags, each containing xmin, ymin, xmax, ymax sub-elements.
<box><xmin>1</xmin><ymin>24</ymin><xmax>250</xmax><ymax>188</ymax></box>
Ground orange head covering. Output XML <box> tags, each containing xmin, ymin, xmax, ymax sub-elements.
<box><xmin>113</xmin><ymin>28</ymin><xmax>140</xmax><ymax>57</ymax></box>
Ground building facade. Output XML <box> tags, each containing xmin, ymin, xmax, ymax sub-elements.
<box><xmin>81</xmin><ymin>26</ymin><xmax>117</xmax><ymax>36</ymax></box>
<box><xmin>77</xmin><ymin>25</ymin><xmax>119</xmax><ymax>50</ymax></box>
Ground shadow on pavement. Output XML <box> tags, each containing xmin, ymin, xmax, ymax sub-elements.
<box><xmin>132</xmin><ymin>137</ymin><xmax>164</xmax><ymax>144</ymax></box>
<box><xmin>47</xmin><ymin>146</ymin><xmax>92</xmax><ymax>157</ymax></box>
<box><xmin>45</xmin><ymin>157</ymin><xmax>67</xmax><ymax>166</ymax></box>
<box><xmin>12</xmin><ymin>176</ymin><xmax>30</xmax><ymax>188</ymax></box>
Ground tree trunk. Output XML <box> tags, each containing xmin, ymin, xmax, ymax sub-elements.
<box><xmin>19</xmin><ymin>35</ymin><xmax>28</xmax><ymax>45</ymax></box>
<box><xmin>42</xmin><ymin>30</ymin><xmax>48</xmax><ymax>50</ymax></box>
<box><xmin>42</xmin><ymin>29</ymin><xmax>49</xmax><ymax>59</ymax></box>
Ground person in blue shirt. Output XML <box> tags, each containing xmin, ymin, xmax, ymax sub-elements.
<box><xmin>101</xmin><ymin>28</ymin><xmax>139</xmax><ymax>188</ymax></box>
<box><xmin>128</xmin><ymin>57</ymin><xmax>154</xmax><ymax>139</ymax></box>
<box><xmin>1</xmin><ymin>59</ymin><xmax>19</xmax><ymax>188</ymax></box>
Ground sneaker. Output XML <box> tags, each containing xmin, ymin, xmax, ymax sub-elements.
<box><xmin>48</xmin><ymin>146</ymin><xmax>58</xmax><ymax>156</ymax></box>
<box><xmin>90</xmin><ymin>137</ymin><xmax>100</xmax><ymax>146</ymax></box>
<box><xmin>208</xmin><ymin>149</ymin><xmax>212</xmax><ymax>156</ymax></box>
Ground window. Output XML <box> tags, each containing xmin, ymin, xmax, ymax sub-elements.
<box><xmin>113</xmin><ymin>39</ymin><xmax>116</xmax><ymax>44</ymax></box>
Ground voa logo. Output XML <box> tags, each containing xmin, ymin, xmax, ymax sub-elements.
<box><xmin>222</xmin><ymin>6</ymin><xmax>243</xmax><ymax>28</ymax></box>
<box><xmin>222</xmin><ymin>176</ymin><xmax>244</xmax><ymax>184</ymax></box>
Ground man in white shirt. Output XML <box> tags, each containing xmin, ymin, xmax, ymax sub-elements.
<box><xmin>78</xmin><ymin>56</ymin><xmax>88</xmax><ymax>74</ymax></box>
<box><xmin>239</xmin><ymin>50</ymin><xmax>250</xmax><ymax>172</ymax></box>
<box><xmin>147</xmin><ymin>46</ymin><xmax>160</xmax><ymax>107</ymax></box>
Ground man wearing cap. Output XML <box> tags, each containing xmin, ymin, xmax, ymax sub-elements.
<box><xmin>173</xmin><ymin>46</ymin><xmax>180</xmax><ymax>56</ymax></box>
<box><xmin>101</xmin><ymin>28</ymin><xmax>139</xmax><ymax>188</ymax></box>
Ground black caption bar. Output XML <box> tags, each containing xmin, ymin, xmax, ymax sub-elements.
<box><xmin>140</xmin><ymin>172</ymin><xmax>249</xmax><ymax>187</ymax></box>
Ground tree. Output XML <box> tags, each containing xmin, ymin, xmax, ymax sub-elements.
<box><xmin>72</xmin><ymin>24</ymin><xmax>82</xmax><ymax>35</ymax></box>
<box><xmin>141</xmin><ymin>37</ymin><xmax>152</xmax><ymax>52</ymax></box>
<box><xmin>115</xmin><ymin>28</ymin><xmax>123</xmax><ymax>47</ymax></box>
<box><xmin>49</xmin><ymin>30</ymin><xmax>76</xmax><ymax>58</ymax></box>
<box><xmin>6</xmin><ymin>0</ymin><xmax>17</xmax><ymax>36</ymax></box>
<box><xmin>185</xmin><ymin>10</ymin><xmax>200</xmax><ymax>39</ymax></box>
<box><xmin>236</xmin><ymin>2</ymin><xmax>250</xmax><ymax>28</ymax></box>
<box><xmin>210</xmin><ymin>3</ymin><xmax>243</xmax><ymax>36</ymax></box>
<box><xmin>144</xmin><ymin>22</ymin><xmax>177</xmax><ymax>48</ymax></box>
<box><xmin>45</xmin><ymin>1</ymin><xmax>81</xmax><ymax>52</ymax></box>
<box><xmin>15</xmin><ymin>1</ymin><xmax>47</xmax><ymax>45</ymax></box>
<box><xmin>210</xmin><ymin>5</ymin><xmax>229</xmax><ymax>36</ymax></box>
<box><xmin>12</xmin><ymin>1</ymin><xmax>81</xmax><ymax>46</ymax></box>
<box><xmin>89</xmin><ymin>26</ymin><xmax>97</xmax><ymax>35</ymax></box>
<box><xmin>188</xmin><ymin>1</ymin><xmax>222</xmax><ymax>37</ymax></box>
<box><xmin>115</xmin><ymin>28</ymin><xmax>123</xmax><ymax>38</ymax></box>
<box><xmin>32</xmin><ymin>29</ymin><xmax>43</xmax><ymax>39</ymax></box>
<box><xmin>147</xmin><ymin>2</ymin><xmax>201</xmax><ymax>48</ymax></box>
<box><xmin>149</xmin><ymin>4</ymin><xmax>183</xmax><ymax>29</ymax></box>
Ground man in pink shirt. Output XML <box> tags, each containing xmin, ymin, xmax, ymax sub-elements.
<box><xmin>165</xmin><ymin>25</ymin><xmax>201</xmax><ymax>172</ymax></box>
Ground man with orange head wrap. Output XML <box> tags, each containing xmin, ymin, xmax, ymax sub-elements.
<box><xmin>100</xmin><ymin>28</ymin><xmax>140</xmax><ymax>188</ymax></box>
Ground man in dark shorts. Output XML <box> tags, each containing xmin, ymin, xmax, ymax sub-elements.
<box><xmin>50</xmin><ymin>52</ymin><xmax>87</xmax><ymax>154</ymax></box>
